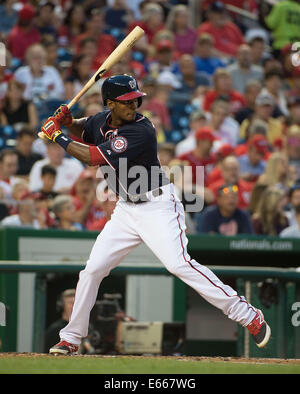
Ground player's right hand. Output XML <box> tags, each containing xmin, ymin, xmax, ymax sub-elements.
<box><xmin>41</xmin><ymin>117</ymin><xmax>62</xmax><ymax>142</ymax></box>
<box><xmin>53</xmin><ymin>104</ymin><xmax>73</xmax><ymax>126</ymax></box>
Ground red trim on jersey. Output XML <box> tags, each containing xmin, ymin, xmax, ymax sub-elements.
<box><xmin>89</xmin><ymin>146</ymin><xmax>107</xmax><ymax>166</ymax></box>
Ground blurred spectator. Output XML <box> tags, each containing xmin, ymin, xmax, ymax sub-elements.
<box><xmin>168</xmin><ymin>54</ymin><xmax>210</xmax><ymax>114</ymax></box>
<box><xmin>248</xmin><ymin>35</ymin><xmax>268</xmax><ymax>67</ymax></box>
<box><xmin>251</xmin><ymin>186</ymin><xmax>289</xmax><ymax>236</ymax></box>
<box><xmin>237</xmin><ymin>135</ymin><xmax>268</xmax><ymax>183</ymax></box>
<box><xmin>146</xmin><ymin>39</ymin><xmax>177</xmax><ymax>83</ymax></box>
<box><xmin>77</xmin><ymin>37</ymin><xmax>99</xmax><ymax>71</ymax></box>
<box><xmin>226</xmin><ymin>44</ymin><xmax>263</xmax><ymax>94</ymax></box>
<box><xmin>175</xmin><ymin>110</ymin><xmax>208</xmax><ymax>156</ymax></box>
<box><xmin>105</xmin><ymin>0</ymin><xmax>134</xmax><ymax>32</ymax></box>
<box><xmin>158</xmin><ymin>143</ymin><xmax>176</xmax><ymax>166</ymax></box>
<box><xmin>239</xmin><ymin>90</ymin><xmax>283</xmax><ymax>145</ymax></box>
<box><xmin>14</xmin><ymin>44</ymin><xmax>65</xmax><ymax>101</ymax></box>
<box><xmin>285</xmin><ymin>96</ymin><xmax>300</xmax><ymax>128</ymax></box>
<box><xmin>265</xmin><ymin>0</ymin><xmax>300</xmax><ymax>51</ymax></box>
<box><xmin>257</xmin><ymin>152</ymin><xmax>294</xmax><ymax>193</ymax></box>
<box><xmin>247</xmin><ymin>182</ymin><xmax>268</xmax><ymax>216</ymax></box>
<box><xmin>7</xmin><ymin>3</ymin><xmax>41</xmax><ymax>62</ymax></box>
<box><xmin>208</xmin><ymin>155</ymin><xmax>253</xmax><ymax>209</ymax></box>
<box><xmin>263</xmin><ymin>69</ymin><xmax>289</xmax><ymax>117</ymax></box>
<box><xmin>36</xmin><ymin>2</ymin><xmax>57</xmax><ymax>40</ymax></box>
<box><xmin>206</xmin><ymin>143</ymin><xmax>235</xmax><ymax>186</ymax></box>
<box><xmin>84</xmin><ymin>102</ymin><xmax>103</xmax><ymax>117</ymax></box>
<box><xmin>207</xmin><ymin>99</ymin><xmax>240</xmax><ymax>148</ymax></box>
<box><xmin>15</xmin><ymin>127</ymin><xmax>43</xmax><ymax>177</ymax></box>
<box><xmin>286</xmin><ymin>68</ymin><xmax>300</xmax><ymax>101</ymax></box>
<box><xmin>286</xmin><ymin>125</ymin><xmax>300</xmax><ymax>180</ymax></box>
<box><xmin>0</xmin><ymin>191</ymin><xmax>41</xmax><ymax>229</ymax></box>
<box><xmin>151</xmin><ymin>28</ymin><xmax>175</xmax><ymax>50</ymax></box>
<box><xmin>197</xmin><ymin>2</ymin><xmax>244</xmax><ymax>58</ymax></box>
<box><xmin>284</xmin><ymin>183</ymin><xmax>300</xmax><ymax>227</ymax></box>
<box><xmin>234</xmin><ymin>79</ymin><xmax>262</xmax><ymax>124</ymax></box>
<box><xmin>178</xmin><ymin>126</ymin><xmax>216</xmax><ymax>186</ymax></box>
<box><xmin>89</xmin><ymin>182</ymin><xmax>117</xmax><ymax>231</ymax></box>
<box><xmin>65</xmin><ymin>54</ymin><xmax>93</xmax><ymax>102</ymax></box>
<box><xmin>38</xmin><ymin>164</ymin><xmax>58</xmax><ymax>202</ymax></box>
<box><xmin>52</xmin><ymin>195</ymin><xmax>83</xmax><ymax>230</ymax></box>
<box><xmin>0</xmin><ymin>148</ymin><xmax>18</xmax><ymax>201</ymax></box>
<box><xmin>196</xmin><ymin>183</ymin><xmax>253</xmax><ymax>235</ymax></box>
<box><xmin>140</xmin><ymin>75</ymin><xmax>171</xmax><ymax>131</ymax></box>
<box><xmin>202</xmin><ymin>68</ymin><xmax>246</xmax><ymax>115</ymax></box>
<box><xmin>280</xmin><ymin>203</ymin><xmax>300</xmax><ymax>238</ymax></box>
<box><xmin>165</xmin><ymin>4</ymin><xmax>197</xmax><ymax>55</ymax></box>
<box><xmin>0</xmin><ymin>0</ymin><xmax>18</xmax><ymax>38</ymax></box>
<box><xmin>239</xmin><ymin>116</ymin><xmax>269</xmax><ymax>150</ymax></box>
<box><xmin>128</xmin><ymin>2</ymin><xmax>165</xmax><ymax>50</ymax></box>
<box><xmin>43</xmin><ymin>38</ymin><xmax>59</xmax><ymax>68</ymax></box>
<box><xmin>109</xmin><ymin>50</ymin><xmax>146</xmax><ymax>82</ymax></box>
<box><xmin>44</xmin><ymin>289</ymin><xmax>75</xmax><ymax>353</ymax></box>
<box><xmin>177</xmin><ymin>54</ymin><xmax>211</xmax><ymax>95</ymax></box>
<box><xmin>11</xmin><ymin>178</ymin><xmax>29</xmax><ymax>204</ymax></box>
<box><xmin>58</xmin><ymin>4</ymin><xmax>86</xmax><ymax>48</ymax></box>
<box><xmin>201</xmin><ymin>0</ymin><xmax>259</xmax><ymax>31</ymax></box>
<box><xmin>262</xmin><ymin>52</ymin><xmax>283</xmax><ymax>73</ymax></box>
<box><xmin>0</xmin><ymin>61</ymin><xmax>13</xmax><ymax>102</ymax></box>
<box><xmin>29</xmin><ymin>142</ymin><xmax>84</xmax><ymax>193</ymax></box>
<box><xmin>0</xmin><ymin>79</ymin><xmax>38</xmax><ymax>129</ymax></box>
<box><xmin>193</xmin><ymin>33</ymin><xmax>226</xmax><ymax>76</ymax></box>
<box><xmin>70</xmin><ymin>169</ymin><xmax>105</xmax><ymax>231</ymax></box>
<box><xmin>74</xmin><ymin>8</ymin><xmax>117</xmax><ymax>67</ymax></box>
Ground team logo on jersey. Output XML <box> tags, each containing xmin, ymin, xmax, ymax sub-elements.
<box><xmin>111</xmin><ymin>136</ymin><xmax>128</xmax><ymax>153</ymax></box>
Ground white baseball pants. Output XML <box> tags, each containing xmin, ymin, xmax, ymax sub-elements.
<box><xmin>60</xmin><ymin>183</ymin><xmax>257</xmax><ymax>345</ymax></box>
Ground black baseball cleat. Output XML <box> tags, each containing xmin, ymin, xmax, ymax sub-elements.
<box><xmin>247</xmin><ymin>310</ymin><xmax>271</xmax><ymax>348</ymax></box>
<box><xmin>49</xmin><ymin>340</ymin><xmax>79</xmax><ymax>356</ymax></box>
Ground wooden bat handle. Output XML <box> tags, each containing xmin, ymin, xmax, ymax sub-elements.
<box><xmin>38</xmin><ymin>26</ymin><xmax>145</xmax><ymax>141</ymax></box>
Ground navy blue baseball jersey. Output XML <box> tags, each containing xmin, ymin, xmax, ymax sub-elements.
<box><xmin>82</xmin><ymin>110</ymin><xmax>169</xmax><ymax>199</ymax></box>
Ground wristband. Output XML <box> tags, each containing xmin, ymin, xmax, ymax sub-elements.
<box><xmin>54</xmin><ymin>132</ymin><xmax>73</xmax><ymax>150</ymax></box>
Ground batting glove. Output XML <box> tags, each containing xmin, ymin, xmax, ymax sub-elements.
<box><xmin>41</xmin><ymin>117</ymin><xmax>62</xmax><ymax>142</ymax></box>
<box><xmin>53</xmin><ymin>104</ymin><xmax>73</xmax><ymax>126</ymax></box>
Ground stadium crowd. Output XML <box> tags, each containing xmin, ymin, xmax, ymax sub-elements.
<box><xmin>1</xmin><ymin>0</ymin><xmax>300</xmax><ymax>238</ymax></box>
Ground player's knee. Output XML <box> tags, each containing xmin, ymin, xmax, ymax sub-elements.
<box><xmin>161</xmin><ymin>258</ymin><xmax>182</xmax><ymax>276</ymax></box>
<box><xmin>81</xmin><ymin>261</ymin><xmax>110</xmax><ymax>280</ymax></box>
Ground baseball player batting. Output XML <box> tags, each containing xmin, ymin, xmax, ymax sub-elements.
<box><xmin>40</xmin><ymin>74</ymin><xmax>271</xmax><ymax>355</ymax></box>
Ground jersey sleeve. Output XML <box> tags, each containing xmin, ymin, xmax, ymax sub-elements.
<box><xmin>95</xmin><ymin>125</ymin><xmax>153</xmax><ymax>170</ymax></box>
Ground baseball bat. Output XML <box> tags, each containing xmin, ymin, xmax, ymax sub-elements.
<box><xmin>38</xmin><ymin>26</ymin><xmax>145</xmax><ymax>140</ymax></box>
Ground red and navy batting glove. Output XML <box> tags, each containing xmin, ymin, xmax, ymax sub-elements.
<box><xmin>41</xmin><ymin>117</ymin><xmax>62</xmax><ymax>142</ymax></box>
<box><xmin>53</xmin><ymin>104</ymin><xmax>73</xmax><ymax>127</ymax></box>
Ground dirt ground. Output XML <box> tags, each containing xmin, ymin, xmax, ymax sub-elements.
<box><xmin>1</xmin><ymin>353</ymin><xmax>300</xmax><ymax>365</ymax></box>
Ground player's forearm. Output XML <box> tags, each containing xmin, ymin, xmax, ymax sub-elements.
<box><xmin>66</xmin><ymin>118</ymin><xmax>87</xmax><ymax>139</ymax></box>
<box><xmin>66</xmin><ymin>141</ymin><xmax>93</xmax><ymax>165</ymax></box>
<box><xmin>65</xmin><ymin>140</ymin><xmax>107</xmax><ymax>167</ymax></box>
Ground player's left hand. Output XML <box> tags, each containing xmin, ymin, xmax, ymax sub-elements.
<box><xmin>40</xmin><ymin>117</ymin><xmax>62</xmax><ymax>142</ymax></box>
<box><xmin>54</xmin><ymin>104</ymin><xmax>73</xmax><ymax>126</ymax></box>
